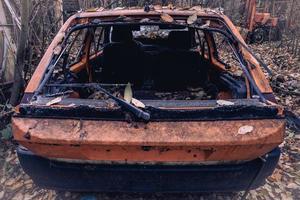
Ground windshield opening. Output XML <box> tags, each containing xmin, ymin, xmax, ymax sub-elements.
<box><xmin>34</xmin><ymin>21</ymin><xmax>251</xmax><ymax>104</ymax></box>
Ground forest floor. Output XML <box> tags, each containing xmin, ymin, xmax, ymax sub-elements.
<box><xmin>0</xmin><ymin>41</ymin><xmax>299</xmax><ymax>200</ymax></box>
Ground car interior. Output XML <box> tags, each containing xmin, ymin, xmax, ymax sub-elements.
<box><xmin>48</xmin><ymin>24</ymin><xmax>247</xmax><ymax>101</ymax></box>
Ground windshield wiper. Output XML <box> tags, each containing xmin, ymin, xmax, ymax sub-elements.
<box><xmin>46</xmin><ymin>83</ymin><xmax>151</xmax><ymax>121</ymax></box>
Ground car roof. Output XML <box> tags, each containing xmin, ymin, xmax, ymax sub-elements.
<box><xmin>72</xmin><ymin>7</ymin><xmax>224</xmax><ymax>20</ymax></box>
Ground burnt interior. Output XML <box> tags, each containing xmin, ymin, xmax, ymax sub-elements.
<box><xmin>46</xmin><ymin>24</ymin><xmax>247</xmax><ymax>101</ymax></box>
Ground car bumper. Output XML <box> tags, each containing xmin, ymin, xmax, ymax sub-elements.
<box><xmin>17</xmin><ymin>147</ymin><xmax>280</xmax><ymax>192</ymax></box>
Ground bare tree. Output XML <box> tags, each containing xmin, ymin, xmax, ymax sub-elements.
<box><xmin>10</xmin><ymin>0</ymin><xmax>30</xmax><ymax>105</ymax></box>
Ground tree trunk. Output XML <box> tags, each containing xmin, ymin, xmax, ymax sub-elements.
<box><xmin>54</xmin><ymin>0</ymin><xmax>63</xmax><ymax>27</ymax></box>
<box><xmin>9</xmin><ymin>0</ymin><xmax>30</xmax><ymax>105</ymax></box>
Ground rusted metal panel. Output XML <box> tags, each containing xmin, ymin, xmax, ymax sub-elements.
<box><xmin>222</xmin><ymin>15</ymin><xmax>273</xmax><ymax>93</ymax></box>
<box><xmin>16</xmin><ymin>143</ymin><xmax>280</xmax><ymax>163</ymax></box>
<box><xmin>255</xmin><ymin>13</ymin><xmax>278</xmax><ymax>27</ymax></box>
<box><xmin>25</xmin><ymin>15</ymin><xmax>75</xmax><ymax>93</ymax></box>
<box><xmin>13</xmin><ymin>118</ymin><xmax>284</xmax><ymax>162</ymax></box>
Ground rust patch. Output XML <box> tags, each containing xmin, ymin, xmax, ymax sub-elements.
<box><xmin>13</xmin><ymin>118</ymin><xmax>285</xmax><ymax>162</ymax></box>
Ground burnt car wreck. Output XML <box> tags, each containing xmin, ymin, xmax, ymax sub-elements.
<box><xmin>13</xmin><ymin>8</ymin><xmax>285</xmax><ymax>193</ymax></box>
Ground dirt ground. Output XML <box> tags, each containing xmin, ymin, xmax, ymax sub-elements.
<box><xmin>0</xmin><ymin>42</ymin><xmax>299</xmax><ymax>200</ymax></box>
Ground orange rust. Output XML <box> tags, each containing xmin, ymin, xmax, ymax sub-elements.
<box><xmin>254</xmin><ymin>13</ymin><xmax>278</xmax><ymax>27</ymax></box>
<box><xmin>13</xmin><ymin>118</ymin><xmax>285</xmax><ymax>162</ymax></box>
<box><xmin>70</xmin><ymin>51</ymin><xmax>103</xmax><ymax>73</ymax></box>
<box><xmin>69</xmin><ymin>60</ymin><xmax>86</xmax><ymax>73</ymax></box>
<box><xmin>15</xmin><ymin>143</ymin><xmax>280</xmax><ymax>162</ymax></box>
<box><xmin>223</xmin><ymin>15</ymin><xmax>273</xmax><ymax>93</ymax></box>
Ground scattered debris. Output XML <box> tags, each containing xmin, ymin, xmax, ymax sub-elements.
<box><xmin>237</xmin><ymin>125</ymin><xmax>254</xmax><ymax>135</ymax></box>
<box><xmin>45</xmin><ymin>96</ymin><xmax>63</xmax><ymax>106</ymax></box>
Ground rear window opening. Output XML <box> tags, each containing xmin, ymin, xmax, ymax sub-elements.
<box><xmin>40</xmin><ymin>23</ymin><xmax>248</xmax><ymax>103</ymax></box>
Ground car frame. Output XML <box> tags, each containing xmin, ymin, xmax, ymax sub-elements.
<box><xmin>13</xmin><ymin>7</ymin><xmax>285</xmax><ymax>192</ymax></box>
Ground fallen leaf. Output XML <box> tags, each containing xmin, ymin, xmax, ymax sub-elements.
<box><xmin>187</xmin><ymin>13</ymin><xmax>197</xmax><ymax>25</ymax></box>
<box><xmin>46</xmin><ymin>97</ymin><xmax>63</xmax><ymax>106</ymax></box>
<box><xmin>167</xmin><ymin>4</ymin><xmax>176</xmax><ymax>10</ymax></box>
<box><xmin>5</xmin><ymin>178</ymin><xmax>16</xmax><ymax>186</ymax></box>
<box><xmin>216</xmin><ymin>100</ymin><xmax>234</xmax><ymax>106</ymax></box>
<box><xmin>160</xmin><ymin>13</ymin><xmax>174</xmax><ymax>23</ymax></box>
<box><xmin>269</xmin><ymin>169</ymin><xmax>282</xmax><ymax>182</ymax></box>
<box><xmin>233</xmin><ymin>70</ymin><xmax>243</xmax><ymax>76</ymax></box>
<box><xmin>132</xmin><ymin>98</ymin><xmax>145</xmax><ymax>108</ymax></box>
<box><xmin>200</xmin><ymin>20</ymin><xmax>211</xmax><ymax>28</ymax></box>
<box><xmin>237</xmin><ymin>125</ymin><xmax>254</xmax><ymax>135</ymax></box>
<box><xmin>9</xmin><ymin>181</ymin><xmax>23</xmax><ymax>190</ymax></box>
<box><xmin>288</xmin><ymin>131</ymin><xmax>295</xmax><ymax>138</ymax></box>
<box><xmin>113</xmin><ymin>7</ymin><xmax>125</xmax><ymax>10</ymax></box>
<box><xmin>86</xmin><ymin>8</ymin><xmax>98</xmax><ymax>12</ymax></box>
<box><xmin>124</xmin><ymin>83</ymin><xmax>132</xmax><ymax>103</ymax></box>
<box><xmin>287</xmin><ymin>183</ymin><xmax>299</xmax><ymax>189</ymax></box>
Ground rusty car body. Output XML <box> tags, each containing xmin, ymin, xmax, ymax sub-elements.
<box><xmin>13</xmin><ymin>7</ymin><xmax>285</xmax><ymax>192</ymax></box>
